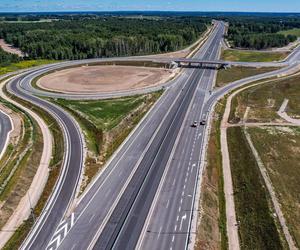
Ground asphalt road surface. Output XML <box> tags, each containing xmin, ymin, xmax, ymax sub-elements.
<box><xmin>55</xmin><ymin>21</ymin><xmax>225</xmax><ymax>250</ymax></box>
<box><xmin>15</xmin><ymin>43</ymin><xmax>299</xmax><ymax>101</ymax></box>
<box><xmin>7</xmin><ymin>25</ymin><xmax>222</xmax><ymax>250</ymax></box>
<box><xmin>7</xmin><ymin>75</ymin><xmax>84</xmax><ymax>250</ymax></box>
<box><xmin>0</xmin><ymin>110</ymin><xmax>12</xmax><ymax>159</ymax></box>
<box><xmin>98</xmin><ymin>23</ymin><xmax>224</xmax><ymax>250</ymax></box>
<box><xmin>4</xmin><ymin>20</ymin><xmax>300</xmax><ymax>250</ymax></box>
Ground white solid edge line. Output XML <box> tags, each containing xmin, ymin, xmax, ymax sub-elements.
<box><xmin>0</xmin><ymin>109</ymin><xmax>14</xmax><ymax>160</ymax></box>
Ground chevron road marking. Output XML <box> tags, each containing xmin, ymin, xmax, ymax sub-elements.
<box><xmin>46</xmin><ymin>213</ymin><xmax>75</xmax><ymax>250</ymax></box>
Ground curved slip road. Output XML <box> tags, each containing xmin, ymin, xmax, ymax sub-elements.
<box><xmin>7</xmin><ymin>75</ymin><xmax>85</xmax><ymax>250</ymax></box>
<box><xmin>15</xmin><ymin>43</ymin><xmax>300</xmax><ymax>101</ymax></box>
<box><xmin>0</xmin><ymin>109</ymin><xmax>13</xmax><ymax>160</ymax></box>
<box><xmin>6</xmin><ymin>36</ymin><xmax>213</xmax><ymax>249</ymax></box>
<box><xmin>3</xmin><ymin>20</ymin><xmax>300</xmax><ymax>250</ymax></box>
<box><xmin>4</xmin><ymin>40</ymin><xmax>210</xmax><ymax>249</ymax></box>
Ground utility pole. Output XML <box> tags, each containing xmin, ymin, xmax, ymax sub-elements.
<box><xmin>27</xmin><ymin>192</ymin><xmax>36</xmax><ymax>223</ymax></box>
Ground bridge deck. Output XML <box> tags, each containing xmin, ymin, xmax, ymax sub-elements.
<box><xmin>173</xmin><ymin>58</ymin><xmax>229</xmax><ymax>66</ymax></box>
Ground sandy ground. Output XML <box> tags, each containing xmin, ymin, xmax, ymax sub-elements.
<box><xmin>220</xmin><ymin>92</ymin><xmax>241</xmax><ymax>250</ymax></box>
<box><xmin>0</xmin><ymin>39</ymin><xmax>25</xmax><ymax>57</ymax></box>
<box><xmin>37</xmin><ymin>65</ymin><xmax>173</xmax><ymax>93</ymax></box>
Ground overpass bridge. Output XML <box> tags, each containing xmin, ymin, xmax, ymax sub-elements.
<box><xmin>172</xmin><ymin>58</ymin><xmax>230</xmax><ymax>69</ymax></box>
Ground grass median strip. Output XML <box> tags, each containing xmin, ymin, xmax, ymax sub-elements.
<box><xmin>216</xmin><ymin>66</ymin><xmax>280</xmax><ymax>88</ymax></box>
<box><xmin>227</xmin><ymin>126</ymin><xmax>283</xmax><ymax>249</ymax></box>
<box><xmin>221</xmin><ymin>49</ymin><xmax>288</xmax><ymax>62</ymax></box>
<box><xmin>52</xmin><ymin>91</ymin><xmax>163</xmax><ymax>193</ymax></box>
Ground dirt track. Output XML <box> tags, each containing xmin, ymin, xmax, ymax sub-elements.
<box><xmin>37</xmin><ymin>65</ymin><xmax>173</xmax><ymax>93</ymax></box>
<box><xmin>0</xmin><ymin>39</ymin><xmax>24</xmax><ymax>57</ymax></box>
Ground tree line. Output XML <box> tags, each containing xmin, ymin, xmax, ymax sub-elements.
<box><xmin>0</xmin><ymin>16</ymin><xmax>209</xmax><ymax>60</ymax></box>
<box><xmin>0</xmin><ymin>47</ymin><xmax>19</xmax><ymax>66</ymax></box>
<box><xmin>225</xmin><ymin>17</ymin><xmax>300</xmax><ymax>49</ymax></box>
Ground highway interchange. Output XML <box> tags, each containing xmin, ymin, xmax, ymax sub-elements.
<box><xmin>1</xmin><ymin>20</ymin><xmax>300</xmax><ymax>250</ymax></box>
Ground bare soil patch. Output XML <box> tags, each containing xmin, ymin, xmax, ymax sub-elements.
<box><xmin>0</xmin><ymin>39</ymin><xmax>24</xmax><ymax>57</ymax></box>
<box><xmin>37</xmin><ymin>65</ymin><xmax>173</xmax><ymax>93</ymax></box>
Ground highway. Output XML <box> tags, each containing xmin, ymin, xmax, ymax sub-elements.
<box><xmin>3</xmin><ymin>19</ymin><xmax>300</xmax><ymax>250</ymax></box>
<box><xmin>0</xmin><ymin>109</ymin><xmax>12</xmax><ymax>159</ymax></box>
<box><xmin>6</xmin><ymin>25</ymin><xmax>221</xmax><ymax>249</ymax></box>
<box><xmin>110</xmin><ymin>23</ymin><xmax>222</xmax><ymax>250</ymax></box>
<box><xmin>7</xmin><ymin>75</ymin><xmax>85</xmax><ymax>250</ymax></box>
<box><xmin>54</xmin><ymin>21</ymin><xmax>225</xmax><ymax>250</ymax></box>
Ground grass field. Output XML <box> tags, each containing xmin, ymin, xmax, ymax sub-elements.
<box><xmin>54</xmin><ymin>91</ymin><xmax>162</xmax><ymax>191</ymax></box>
<box><xmin>56</xmin><ymin>96</ymin><xmax>145</xmax><ymax>131</ymax></box>
<box><xmin>278</xmin><ymin>28</ymin><xmax>300</xmax><ymax>37</ymax></box>
<box><xmin>0</xmin><ymin>60</ymin><xmax>56</xmax><ymax>76</ymax></box>
<box><xmin>216</xmin><ymin>66</ymin><xmax>280</xmax><ymax>87</ymax></box>
<box><xmin>229</xmin><ymin>74</ymin><xmax>300</xmax><ymax>123</ymax></box>
<box><xmin>227</xmin><ymin>127</ymin><xmax>283</xmax><ymax>250</ymax></box>
<box><xmin>221</xmin><ymin>49</ymin><xmax>288</xmax><ymax>62</ymax></box>
<box><xmin>195</xmin><ymin>100</ymin><xmax>228</xmax><ymax>250</ymax></box>
<box><xmin>249</xmin><ymin>126</ymin><xmax>300</xmax><ymax>248</ymax></box>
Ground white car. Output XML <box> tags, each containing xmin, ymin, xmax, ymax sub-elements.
<box><xmin>191</xmin><ymin>121</ymin><xmax>198</xmax><ymax>127</ymax></box>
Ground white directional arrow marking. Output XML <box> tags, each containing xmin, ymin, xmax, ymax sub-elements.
<box><xmin>198</xmin><ymin>132</ymin><xmax>202</xmax><ymax>137</ymax></box>
<box><xmin>180</xmin><ymin>213</ymin><xmax>187</xmax><ymax>230</ymax></box>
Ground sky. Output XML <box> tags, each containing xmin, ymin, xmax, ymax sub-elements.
<box><xmin>0</xmin><ymin>0</ymin><xmax>300</xmax><ymax>13</ymax></box>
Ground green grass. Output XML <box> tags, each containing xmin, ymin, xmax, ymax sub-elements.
<box><xmin>53</xmin><ymin>91</ymin><xmax>163</xmax><ymax>192</ymax></box>
<box><xmin>248</xmin><ymin>126</ymin><xmax>300</xmax><ymax>248</ymax></box>
<box><xmin>221</xmin><ymin>49</ymin><xmax>288</xmax><ymax>62</ymax></box>
<box><xmin>54</xmin><ymin>96</ymin><xmax>147</xmax><ymax>154</ymax></box>
<box><xmin>227</xmin><ymin>127</ymin><xmax>283</xmax><ymax>250</ymax></box>
<box><xmin>216</xmin><ymin>66</ymin><xmax>280</xmax><ymax>87</ymax></box>
<box><xmin>0</xmin><ymin>114</ymin><xmax>32</xmax><ymax>201</ymax></box>
<box><xmin>0</xmin><ymin>60</ymin><xmax>57</xmax><ymax>76</ymax></box>
<box><xmin>278</xmin><ymin>28</ymin><xmax>300</xmax><ymax>37</ymax></box>
<box><xmin>55</xmin><ymin>96</ymin><xmax>146</xmax><ymax>131</ymax></box>
<box><xmin>229</xmin><ymin>74</ymin><xmax>300</xmax><ymax>123</ymax></box>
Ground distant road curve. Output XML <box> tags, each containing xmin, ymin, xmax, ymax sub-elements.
<box><xmin>3</xmin><ymin>24</ymin><xmax>300</xmax><ymax>250</ymax></box>
<box><xmin>15</xmin><ymin>48</ymin><xmax>300</xmax><ymax>101</ymax></box>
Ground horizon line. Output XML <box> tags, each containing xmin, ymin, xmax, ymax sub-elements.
<box><xmin>0</xmin><ymin>10</ymin><xmax>300</xmax><ymax>14</ymax></box>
